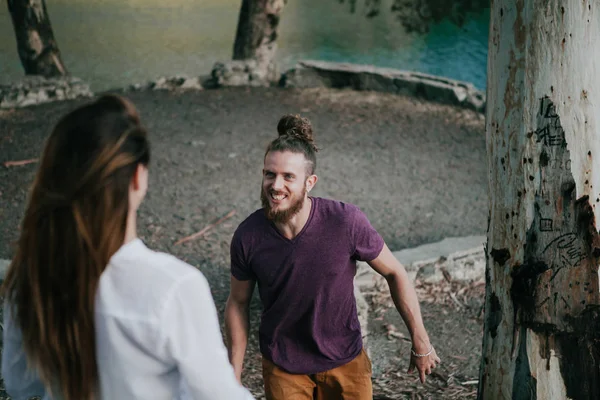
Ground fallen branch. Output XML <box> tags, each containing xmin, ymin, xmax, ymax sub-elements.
<box><xmin>3</xmin><ymin>158</ymin><xmax>39</xmax><ymax>168</ymax></box>
<box><xmin>174</xmin><ymin>210</ymin><xmax>236</xmax><ymax>245</ymax></box>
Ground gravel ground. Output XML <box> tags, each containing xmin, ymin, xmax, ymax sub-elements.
<box><xmin>0</xmin><ymin>86</ymin><xmax>488</xmax><ymax>399</ymax></box>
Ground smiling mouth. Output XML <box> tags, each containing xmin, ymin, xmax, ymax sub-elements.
<box><xmin>270</xmin><ymin>192</ymin><xmax>287</xmax><ymax>201</ymax></box>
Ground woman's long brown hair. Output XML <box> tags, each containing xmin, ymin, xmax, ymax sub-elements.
<box><xmin>1</xmin><ymin>94</ymin><xmax>150</xmax><ymax>400</ymax></box>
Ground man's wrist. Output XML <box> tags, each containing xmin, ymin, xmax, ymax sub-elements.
<box><xmin>411</xmin><ymin>332</ymin><xmax>431</xmax><ymax>353</ymax></box>
<box><xmin>411</xmin><ymin>344</ymin><xmax>434</xmax><ymax>358</ymax></box>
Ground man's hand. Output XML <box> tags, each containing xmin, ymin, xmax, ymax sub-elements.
<box><xmin>407</xmin><ymin>345</ymin><xmax>441</xmax><ymax>384</ymax></box>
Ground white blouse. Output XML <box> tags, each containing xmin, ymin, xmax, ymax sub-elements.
<box><xmin>2</xmin><ymin>238</ymin><xmax>254</xmax><ymax>400</ymax></box>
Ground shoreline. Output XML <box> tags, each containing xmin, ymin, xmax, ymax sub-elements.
<box><xmin>0</xmin><ymin>60</ymin><xmax>486</xmax><ymax>113</ymax></box>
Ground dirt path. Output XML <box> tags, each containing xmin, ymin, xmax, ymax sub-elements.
<box><xmin>0</xmin><ymin>86</ymin><xmax>487</xmax><ymax>399</ymax></box>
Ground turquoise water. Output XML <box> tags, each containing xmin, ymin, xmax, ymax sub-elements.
<box><xmin>0</xmin><ymin>0</ymin><xmax>489</xmax><ymax>91</ymax></box>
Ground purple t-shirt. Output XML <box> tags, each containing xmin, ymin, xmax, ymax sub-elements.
<box><xmin>230</xmin><ymin>196</ymin><xmax>384</xmax><ymax>374</ymax></box>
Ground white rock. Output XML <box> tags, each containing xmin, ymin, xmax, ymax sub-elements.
<box><xmin>155</xmin><ymin>77</ymin><xmax>167</xmax><ymax>86</ymax></box>
<box><xmin>180</xmin><ymin>77</ymin><xmax>202</xmax><ymax>90</ymax></box>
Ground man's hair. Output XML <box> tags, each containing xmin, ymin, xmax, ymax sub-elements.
<box><xmin>265</xmin><ymin>114</ymin><xmax>318</xmax><ymax>175</ymax></box>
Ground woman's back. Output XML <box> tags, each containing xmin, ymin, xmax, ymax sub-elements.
<box><xmin>3</xmin><ymin>238</ymin><xmax>254</xmax><ymax>399</ymax></box>
<box><xmin>95</xmin><ymin>238</ymin><xmax>252</xmax><ymax>399</ymax></box>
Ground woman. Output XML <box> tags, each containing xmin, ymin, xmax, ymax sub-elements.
<box><xmin>1</xmin><ymin>95</ymin><xmax>254</xmax><ymax>400</ymax></box>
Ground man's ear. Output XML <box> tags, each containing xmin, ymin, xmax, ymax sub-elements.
<box><xmin>306</xmin><ymin>174</ymin><xmax>318</xmax><ymax>192</ymax></box>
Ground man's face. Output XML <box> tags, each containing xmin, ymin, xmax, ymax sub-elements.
<box><xmin>261</xmin><ymin>151</ymin><xmax>313</xmax><ymax>223</ymax></box>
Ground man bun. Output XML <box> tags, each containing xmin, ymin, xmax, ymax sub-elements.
<box><xmin>276</xmin><ymin>114</ymin><xmax>317</xmax><ymax>152</ymax></box>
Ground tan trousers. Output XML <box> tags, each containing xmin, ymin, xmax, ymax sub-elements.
<box><xmin>262</xmin><ymin>349</ymin><xmax>373</xmax><ymax>400</ymax></box>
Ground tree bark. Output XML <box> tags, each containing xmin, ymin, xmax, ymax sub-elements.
<box><xmin>7</xmin><ymin>0</ymin><xmax>68</xmax><ymax>77</ymax></box>
<box><xmin>232</xmin><ymin>0</ymin><xmax>286</xmax><ymax>67</ymax></box>
<box><xmin>479</xmin><ymin>1</ymin><xmax>600</xmax><ymax>399</ymax></box>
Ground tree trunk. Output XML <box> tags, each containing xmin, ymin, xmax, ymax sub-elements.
<box><xmin>7</xmin><ymin>0</ymin><xmax>68</xmax><ymax>77</ymax></box>
<box><xmin>478</xmin><ymin>1</ymin><xmax>600</xmax><ymax>399</ymax></box>
<box><xmin>232</xmin><ymin>0</ymin><xmax>286</xmax><ymax>67</ymax></box>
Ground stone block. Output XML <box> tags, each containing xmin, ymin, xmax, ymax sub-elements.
<box><xmin>211</xmin><ymin>60</ymin><xmax>279</xmax><ymax>87</ymax></box>
<box><xmin>281</xmin><ymin>60</ymin><xmax>486</xmax><ymax>113</ymax></box>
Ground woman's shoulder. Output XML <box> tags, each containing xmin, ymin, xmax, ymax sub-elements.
<box><xmin>98</xmin><ymin>239</ymin><xmax>210</xmax><ymax>318</ymax></box>
<box><xmin>109</xmin><ymin>238</ymin><xmax>201</xmax><ymax>282</ymax></box>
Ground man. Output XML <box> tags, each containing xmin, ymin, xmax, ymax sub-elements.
<box><xmin>225</xmin><ymin>114</ymin><xmax>440</xmax><ymax>399</ymax></box>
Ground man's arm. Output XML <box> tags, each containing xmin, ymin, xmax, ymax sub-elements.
<box><xmin>367</xmin><ymin>243</ymin><xmax>440</xmax><ymax>383</ymax></box>
<box><xmin>225</xmin><ymin>275</ymin><xmax>256</xmax><ymax>383</ymax></box>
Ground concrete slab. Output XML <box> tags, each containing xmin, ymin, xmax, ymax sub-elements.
<box><xmin>391</xmin><ymin>235</ymin><xmax>486</xmax><ymax>266</ymax></box>
<box><xmin>355</xmin><ymin>235</ymin><xmax>486</xmax><ymax>289</ymax></box>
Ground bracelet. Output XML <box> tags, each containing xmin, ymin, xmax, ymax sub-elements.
<box><xmin>411</xmin><ymin>345</ymin><xmax>434</xmax><ymax>358</ymax></box>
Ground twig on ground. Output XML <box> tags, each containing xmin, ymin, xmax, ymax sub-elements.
<box><xmin>449</xmin><ymin>291</ymin><xmax>464</xmax><ymax>309</ymax></box>
<box><xmin>3</xmin><ymin>158</ymin><xmax>39</xmax><ymax>168</ymax></box>
<box><xmin>174</xmin><ymin>210</ymin><xmax>236</xmax><ymax>245</ymax></box>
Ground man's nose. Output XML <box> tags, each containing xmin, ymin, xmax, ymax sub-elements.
<box><xmin>272</xmin><ymin>175</ymin><xmax>285</xmax><ymax>190</ymax></box>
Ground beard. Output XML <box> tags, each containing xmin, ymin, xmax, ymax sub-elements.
<box><xmin>261</xmin><ymin>186</ymin><xmax>307</xmax><ymax>224</ymax></box>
